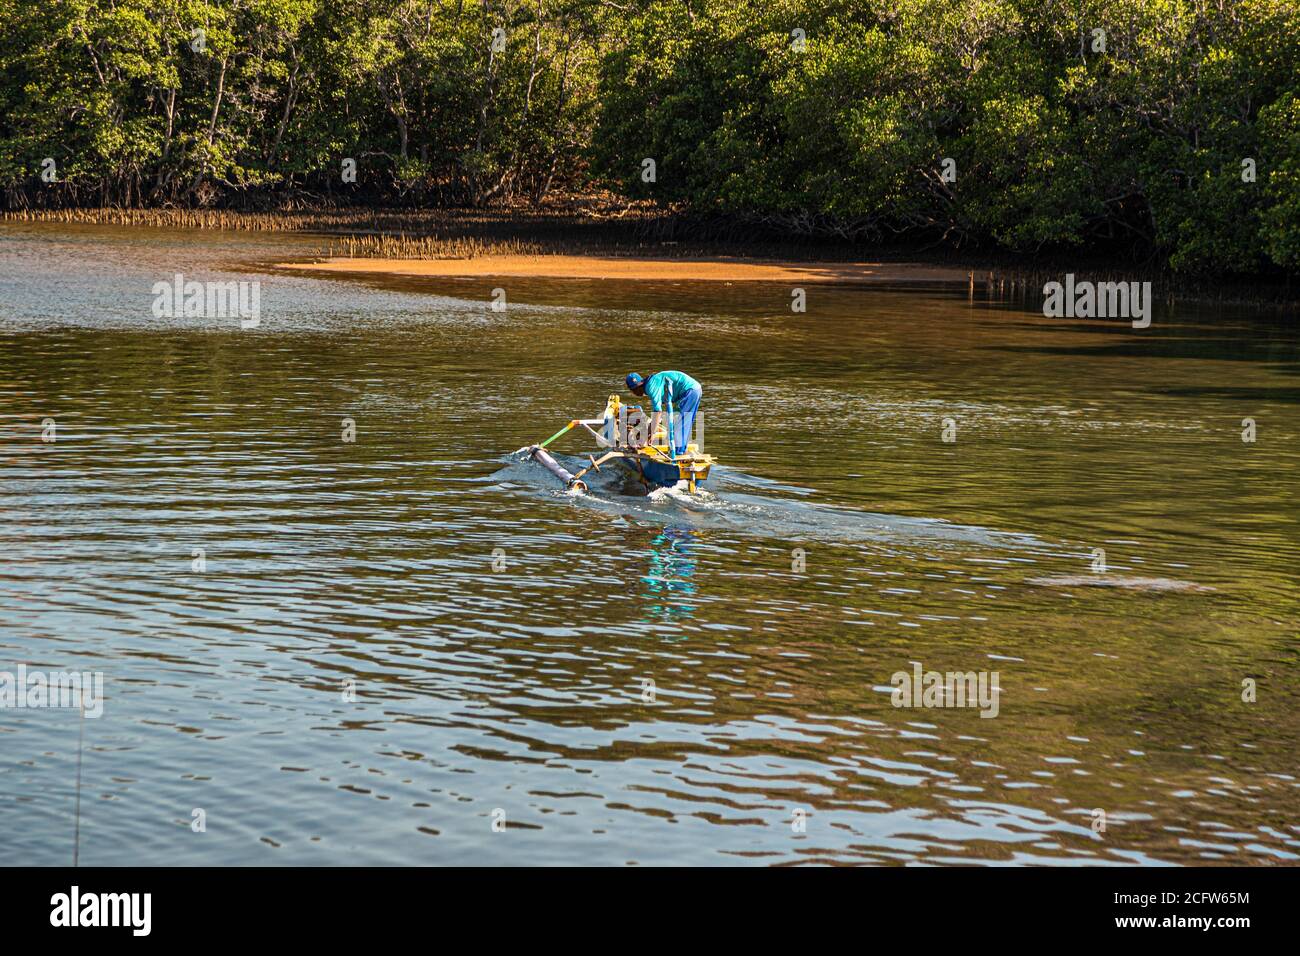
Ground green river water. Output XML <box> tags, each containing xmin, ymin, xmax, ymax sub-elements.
<box><xmin>1</xmin><ymin>222</ymin><xmax>1297</xmax><ymax>865</ymax></box>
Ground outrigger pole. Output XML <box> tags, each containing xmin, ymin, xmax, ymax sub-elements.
<box><xmin>528</xmin><ymin>444</ymin><xmax>588</xmax><ymax>492</ymax></box>
<box><xmin>528</xmin><ymin>409</ymin><xmax>619</xmax><ymax>491</ymax></box>
<box><xmin>538</xmin><ymin>421</ymin><xmax>576</xmax><ymax>449</ymax></box>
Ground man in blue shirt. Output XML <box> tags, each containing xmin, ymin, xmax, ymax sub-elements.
<box><xmin>625</xmin><ymin>370</ymin><xmax>702</xmax><ymax>455</ymax></box>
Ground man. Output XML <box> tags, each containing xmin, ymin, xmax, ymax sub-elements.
<box><xmin>625</xmin><ymin>370</ymin><xmax>701</xmax><ymax>455</ymax></box>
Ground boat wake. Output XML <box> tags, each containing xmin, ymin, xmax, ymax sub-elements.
<box><xmin>1027</xmin><ymin>574</ymin><xmax>1215</xmax><ymax>593</ymax></box>
<box><xmin>645</xmin><ymin>483</ymin><xmax>710</xmax><ymax>504</ymax></box>
<box><xmin>487</xmin><ymin>450</ymin><xmax>1053</xmax><ymax>554</ymax></box>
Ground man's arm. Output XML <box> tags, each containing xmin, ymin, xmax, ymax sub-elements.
<box><xmin>649</xmin><ymin>410</ymin><xmax>663</xmax><ymax>445</ymax></box>
<box><xmin>640</xmin><ymin>376</ymin><xmax>665</xmax><ymax>446</ymax></box>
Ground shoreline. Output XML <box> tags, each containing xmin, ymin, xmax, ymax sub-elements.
<box><xmin>4</xmin><ymin>209</ymin><xmax>1294</xmax><ymax>305</ymax></box>
<box><xmin>275</xmin><ymin>254</ymin><xmax>973</xmax><ymax>287</ymax></box>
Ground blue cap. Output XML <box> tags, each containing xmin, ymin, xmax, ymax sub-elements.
<box><xmin>625</xmin><ymin>372</ymin><xmax>645</xmax><ymax>390</ymax></box>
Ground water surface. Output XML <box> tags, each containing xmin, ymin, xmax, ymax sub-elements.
<box><xmin>1</xmin><ymin>223</ymin><xmax>1297</xmax><ymax>865</ymax></box>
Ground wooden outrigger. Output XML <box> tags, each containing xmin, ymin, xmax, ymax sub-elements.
<box><xmin>527</xmin><ymin>394</ymin><xmax>715</xmax><ymax>494</ymax></box>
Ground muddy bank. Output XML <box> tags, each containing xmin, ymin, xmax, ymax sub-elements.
<box><xmin>276</xmin><ymin>254</ymin><xmax>971</xmax><ymax>286</ymax></box>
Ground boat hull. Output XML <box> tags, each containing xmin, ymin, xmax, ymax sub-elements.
<box><xmin>615</xmin><ymin>454</ymin><xmax>704</xmax><ymax>490</ymax></box>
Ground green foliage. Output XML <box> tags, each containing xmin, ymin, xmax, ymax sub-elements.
<box><xmin>0</xmin><ymin>0</ymin><xmax>600</xmax><ymax>205</ymax></box>
<box><xmin>593</xmin><ymin>0</ymin><xmax>1300</xmax><ymax>274</ymax></box>
<box><xmin>1</xmin><ymin>0</ymin><xmax>1298</xmax><ymax>274</ymax></box>
<box><xmin>1258</xmin><ymin>93</ymin><xmax>1300</xmax><ymax>269</ymax></box>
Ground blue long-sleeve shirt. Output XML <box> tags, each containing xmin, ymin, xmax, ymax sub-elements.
<box><xmin>644</xmin><ymin>370</ymin><xmax>700</xmax><ymax>411</ymax></box>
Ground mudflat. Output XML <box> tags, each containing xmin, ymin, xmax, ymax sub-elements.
<box><xmin>277</xmin><ymin>254</ymin><xmax>971</xmax><ymax>286</ymax></box>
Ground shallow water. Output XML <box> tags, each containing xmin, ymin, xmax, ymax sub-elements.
<box><xmin>1</xmin><ymin>222</ymin><xmax>1297</xmax><ymax>865</ymax></box>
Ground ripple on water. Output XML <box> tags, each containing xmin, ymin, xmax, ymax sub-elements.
<box><xmin>1</xmin><ymin>223</ymin><xmax>1298</xmax><ymax>865</ymax></box>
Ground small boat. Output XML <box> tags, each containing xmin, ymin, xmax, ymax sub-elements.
<box><xmin>527</xmin><ymin>393</ymin><xmax>715</xmax><ymax>494</ymax></box>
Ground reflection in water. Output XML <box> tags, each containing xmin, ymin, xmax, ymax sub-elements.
<box><xmin>640</xmin><ymin>527</ymin><xmax>698</xmax><ymax>626</ymax></box>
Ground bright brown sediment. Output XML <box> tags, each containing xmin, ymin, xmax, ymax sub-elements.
<box><xmin>276</xmin><ymin>254</ymin><xmax>970</xmax><ymax>286</ymax></box>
